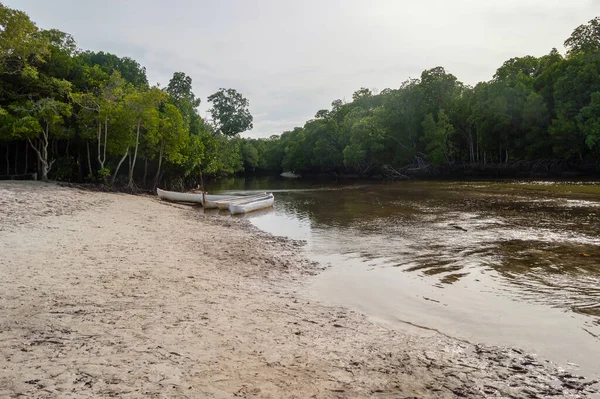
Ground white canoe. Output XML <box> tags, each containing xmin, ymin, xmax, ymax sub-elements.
<box><xmin>280</xmin><ymin>171</ymin><xmax>301</xmax><ymax>179</ymax></box>
<box><xmin>229</xmin><ymin>194</ymin><xmax>275</xmax><ymax>215</ymax></box>
<box><xmin>156</xmin><ymin>188</ymin><xmax>234</xmax><ymax>206</ymax></box>
<box><xmin>204</xmin><ymin>196</ymin><xmax>239</xmax><ymax>209</ymax></box>
<box><xmin>215</xmin><ymin>193</ymin><xmax>267</xmax><ymax>210</ymax></box>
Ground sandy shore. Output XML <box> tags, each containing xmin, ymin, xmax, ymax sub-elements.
<box><xmin>0</xmin><ymin>181</ymin><xmax>597</xmax><ymax>398</ymax></box>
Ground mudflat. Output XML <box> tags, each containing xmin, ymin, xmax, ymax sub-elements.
<box><xmin>0</xmin><ymin>181</ymin><xmax>597</xmax><ymax>398</ymax></box>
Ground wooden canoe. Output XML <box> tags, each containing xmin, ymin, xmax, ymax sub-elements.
<box><xmin>229</xmin><ymin>194</ymin><xmax>275</xmax><ymax>215</ymax></box>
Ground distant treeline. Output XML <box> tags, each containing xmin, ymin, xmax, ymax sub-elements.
<box><xmin>2</xmin><ymin>1</ymin><xmax>600</xmax><ymax>188</ymax></box>
<box><xmin>241</xmin><ymin>17</ymin><xmax>600</xmax><ymax>179</ymax></box>
<box><xmin>0</xmin><ymin>2</ymin><xmax>253</xmax><ymax>190</ymax></box>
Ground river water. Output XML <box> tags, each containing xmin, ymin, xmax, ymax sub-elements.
<box><xmin>207</xmin><ymin>177</ymin><xmax>600</xmax><ymax>378</ymax></box>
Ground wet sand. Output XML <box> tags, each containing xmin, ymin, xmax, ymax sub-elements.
<box><xmin>0</xmin><ymin>181</ymin><xmax>597</xmax><ymax>398</ymax></box>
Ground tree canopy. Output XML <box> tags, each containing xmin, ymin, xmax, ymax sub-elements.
<box><xmin>0</xmin><ymin>2</ymin><xmax>252</xmax><ymax>187</ymax></box>
<box><xmin>207</xmin><ymin>88</ymin><xmax>253</xmax><ymax>137</ymax></box>
<box><xmin>0</xmin><ymin>2</ymin><xmax>599</xmax><ymax>185</ymax></box>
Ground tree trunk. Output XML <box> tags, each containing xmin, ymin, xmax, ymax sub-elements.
<box><xmin>153</xmin><ymin>141</ymin><xmax>164</xmax><ymax>190</ymax></box>
<box><xmin>41</xmin><ymin>161</ymin><xmax>48</xmax><ymax>181</ymax></box>
<box><xmin>4</xmin><ymin>144</ymin><xmax>9</xmax><ymax>175</ymax></box>
<box><xmin>143</xmin><ymin>158</ymin><xmax>148</xmax><ymax>187</ymax></box>
<box><xmin>29</xmin><ymin>124</ymin><xmax>53</xmax><ymax>181</ymax></box>
<box><xmin>470</xmin><ymin>141</ymin><xmax>474</xmax><ymax>164</ymax></box>
<box><xmin>468</xmin><ymin>130</ymin><xmax>474</xmax><ymax>164</ymax></box>
<box><xmin>66</xmin><ymin>139</ymin><xmax>70</xmax><ymax>157</ymax></box>
<box><xmin>36</xmin><ymin>140</ymin><xmax>41</xmax><ymax>176</ymax></box>
<box><xmin>157</xmin><ymin>171</ymin><xmax>164</xmax><ymax>189</ymax></box>
<box><xmin>199</xmin><ymin>165</ymin><xmax>206</xmax><ymax>206</ymax></box>
<box><xmin>127</xmin><ymin>152</ymin><xmax>132</xmax><ymax>187</ymax></box>
<box><xmin>77</xmin><ymin>144</ymin><xmax>82</xmax><ymax>181</ymax></box>
<box><xmin>97</xmin><ymin>120</ymin><xmax>107</xmax><ymax>171</ymax></box>
<box><xmin>42</xmin><ymin>124</ymin><xmax>53</xmax><ymax>180</ymax></box>
<box><xmin>103</xmin><ymin>119</ymin><xmax>107</xmax><ymax>166</ymax></box>
<box><xmin>14</xmin><ymin>141</ymin><xmax>18</xmax><ymax>175</ymax></box>
<box><xmin>24</xmin><ymin>140</ymin><xmax>28</xmax><ymax>174</ymax></box>
<box><xmin>36</xmin><ymin>134</ymin><xmax>50</xmax><ymax>180</ymax></box>
<box><xmin>127</xmin><ymin>123</ymin><xmax>141</xmax><ymax>188</ymax></box>
<box><xmin>111</xmin><ymin>147</ymin><xmax>129</xmax><ymax>186</ymax></box>
<box><xmin>86</xmin><ymin>141</ymin><xmax>93</xmax><ymax>178</ymax></box>
<box><xmin>97</xmin><ymin>122</ymin><xmax>103</xmax><ymax>170</ymax></box>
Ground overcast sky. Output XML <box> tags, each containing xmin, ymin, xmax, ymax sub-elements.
<box><xmin>5</xmin><ymin>0</ymin><xmax>600</xmax><ymax>137</ymax></box>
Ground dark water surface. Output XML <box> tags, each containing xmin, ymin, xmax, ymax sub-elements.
<box><xmin>208</xmin><ymin>177</ymin><xmax>600</xmax><ymax>378</ymax></box>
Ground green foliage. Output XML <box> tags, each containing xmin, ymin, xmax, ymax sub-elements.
<box><xmin>422</xmin><ymin>110</ymin><xmax>455</xmax><ymax>167</ymax></box>
<box><xmin>50</xmin><ymin>156</ymin><xmax>76</xmax><ymax>181</ymax></box>
<box><xmin>98</xmin><ymin>167</ymin><xmax>110</xmax><ymax>178</ymax></box>
<box><xmin>207</xmin><ymin>88</ymin><xmax>253</xmax><ymax>137</ymax></box>
<box><xmin>344</xmin><ymin>115</ymin><xmax>386</xmax><ymax>172</ymax></box>
<box><xmin>0</xmin><ymin>3</ymin><xmax>48</xmax><ymax>74</ymax></box>
<box><xmin>12</xmin><ymin>98</ymin><xmax>72</xmax><ymax>140</ymax></box>
<box><xmin>201</xmin><ymin>134</ymin><xmax>243</xmax><ymax>175</ymax></box>
<box><xmin>77</xmin><ymin>51</ymin><xmax>148</xmax><ymax>88</ymax></box>
<box><xmin>166</xmin><ymin>72</ymin><xmax>199</xmax><ymax>106</ymax></box>
<box><xmin>165</xmin><ymin>72</ymin><xmax>201</xmax><ymax>132</ymax></box>
<box><xmin>0</xmin><ymin>2</ymin><xmax>253</xmax><ymax>184</ymax></box>
<box><xmin>577</xmin><ymin>91</ymin><xmax>600</xmax><ymax>152</ymax></box>
<box><xmin>257</xmin><ymin>135</ymin><xmax>285</xmax><ymax>171</ymax></box>
<box><xmin>565</xmin><ymin>17</ymin><xmax>600</xmax><ymax>57</ymax></box>
<box><xmin>522</xmin><ymin>92</ymin><xmax>551</xmax><ymax>157</ymax></box>
<box><xmin>282</xmin><ymin>127</ymin><xmax>313</xmax><ymax>172</ymax></box>
<box><xmin>494</xmin><ymin>56</ymin><xmax>540</xmax><ymax>83</ymax></box>
<box><xmin>241</xmin><ymin>142</ymin><xmax>259</xmax><ymax>171</ymax></box>
<box><xmin>159</xmin><ymin>103</ymin><xmax>187</xmax><ymax>162</ymax></box>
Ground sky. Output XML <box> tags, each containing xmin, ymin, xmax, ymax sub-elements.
<box><xmin>5</xmin><ymin>0</ymin><xmax>600</xmax><ymax>138</ymax></box>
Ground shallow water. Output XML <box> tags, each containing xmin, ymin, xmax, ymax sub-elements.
<box><xmin>208</xmin><ymin>177</ymin><xmax>600</xmax><ymax>378</ymax></box>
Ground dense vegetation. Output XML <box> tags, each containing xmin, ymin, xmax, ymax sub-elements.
<box><xmin>2</xmin><ymin>2</ymin><xmax>600</xmax><ymax>187</ymax></box>
<box><xmin>242</xmin><ymin>17</ymin><xmax>600</xmax><ymax>178</ymax></box>
<box><xmin>0</xmin><ymin>2</ymin><xmax>253</xmax><ymax>189</ymax></box>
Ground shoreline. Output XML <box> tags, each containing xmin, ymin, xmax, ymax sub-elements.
<box><xmin>239</xmin><ymin>161</ymin><xmax>600</xmax><ymax>182</ymax></box>
<box><xmin>1</xmin><ymin>181</ymin><xmax>598</xmax><ymax>398</ymax></box>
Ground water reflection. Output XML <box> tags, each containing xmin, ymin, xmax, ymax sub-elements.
<box><xmin>208</xmin><ymin>177</ymin><xmax>600</xmax><ymax>376</ymax></box>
